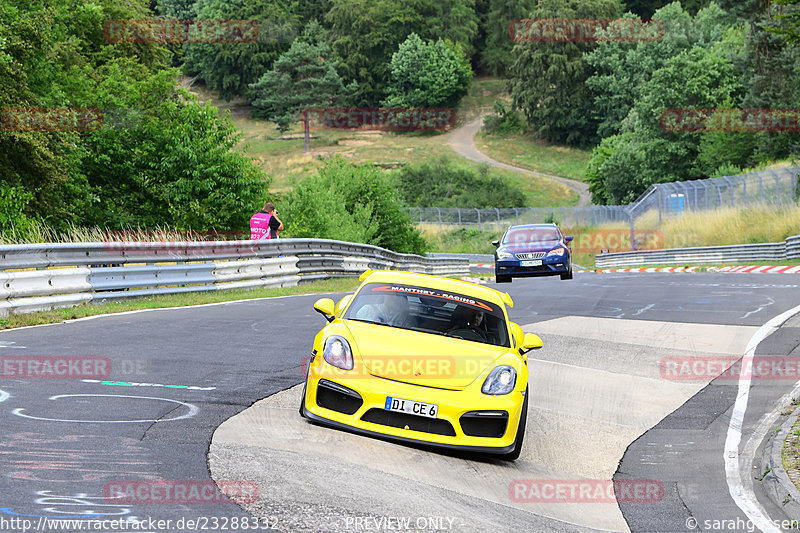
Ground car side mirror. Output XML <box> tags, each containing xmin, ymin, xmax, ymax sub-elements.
<box><xmin>492</xmin><ymin>240</ymin><xmax>500</xmax><ymax>247</ymax></box>
<box><xmin>565</xmin><ymin>236</ymin><xmax>574</xmax><ymax>243</ymax></box>
<box><xmin>520</xmin><ymin>333</ymin><xmax>543</xmax><ymax>353</ymax></box>
<box><xmin>314</xmin><ymin>298</ymin><xmax>336</xmax><ymax>322</ymax></box>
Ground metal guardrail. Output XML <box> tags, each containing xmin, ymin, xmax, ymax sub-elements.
<box><xmin>0</xmin><ymin>239</ymin><xmax>469</xmax><ymax>316</ymax></box>
<box><xmin>595</xmin><ymin>236</ymin><xmax>800</xmax><ymax>267</ymax></box>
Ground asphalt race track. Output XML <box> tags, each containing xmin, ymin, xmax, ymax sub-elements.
<box><xmin>1</xmin><ymin>273</ymin><xmax>799</xmax><ymax>533</ymax></box>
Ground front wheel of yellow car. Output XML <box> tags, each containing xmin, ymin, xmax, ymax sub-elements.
<box><xmin>502</xmin><ymin>387</ymin><xmax>528</xmax><ymax>461</ymax></box>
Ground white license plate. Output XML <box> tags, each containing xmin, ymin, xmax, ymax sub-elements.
<box><xmin>384</xmin><ymin>396</ymin><xmax>438</xmax><ymax>419</ymax></box>
<box><xmin>521</xmin><ymin>260</ymin><xmax>542</xmax><ymax>267</ymax></box>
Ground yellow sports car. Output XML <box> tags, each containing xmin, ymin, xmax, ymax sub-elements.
<box><xmin>300</xmin><ymin>270</ymin><xmax>543</xmax><ymax>460</ymax></box>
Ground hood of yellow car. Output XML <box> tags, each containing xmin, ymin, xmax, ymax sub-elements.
<box><xmin>344</xmin><ymin>320</ymin><xmax>505</xmax><ymax>388</ymax></box>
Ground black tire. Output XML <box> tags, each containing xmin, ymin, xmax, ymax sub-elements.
<box><xmin>299</xmin><ymin>382</ymin><xmax>308</xmax><ymax>418</ymax></box>
<box><xmin>495</xmin><ymin>273</ymin><xmax>512</xmax><ymax>283</ymax></box>
<box><xmin>502</xmin><ymin>387</ymin><xmax>528</xmax><ymax>461</ymax></box>
<box><xmin>560</xmin><ymin>269</ymin><xmax>573</xmax><ymax>280</ymax></box>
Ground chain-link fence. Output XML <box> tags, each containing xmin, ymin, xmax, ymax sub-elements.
<box><xmin>405</xmin><ymin>167</ymin><xmax>800</xmax><ymax>237</ymax></box>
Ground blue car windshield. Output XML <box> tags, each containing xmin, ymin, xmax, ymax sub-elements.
<box><xmin>504</xmin><ymin>227</ymin><xmax>561</xmax><ymax>245</ymax></box>
<box><xmin>344</xmin><ymin>283</ymin><xmax>510</xmax><ymax>347</ymax></box>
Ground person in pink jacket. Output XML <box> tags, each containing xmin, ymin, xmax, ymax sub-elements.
<box><xmin>250</xmin><ymin>202</ymin><xmax>284</xmax><ymax>240</ymax></box>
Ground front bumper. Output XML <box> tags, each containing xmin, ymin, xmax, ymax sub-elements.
<box><xmin>495</xmin><ymin>257</ymin><xmax>570</xmax><ymax>277</ymax></box>
<box><xmin>302</xmin><ymin>366</ymin><xmax>526</xmax><ymax>454</ymax></box>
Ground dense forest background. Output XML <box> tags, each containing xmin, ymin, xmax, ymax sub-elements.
<box><xmin>2</xmin><ymin>0</ymin><xmax>799</xmax><ymax>252</ymax></box>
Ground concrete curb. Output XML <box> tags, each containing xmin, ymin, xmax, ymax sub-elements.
<box><xmin>762</xmin><ymin>405</ymin><xmax>800</xmax><ymax>520</ymax></box>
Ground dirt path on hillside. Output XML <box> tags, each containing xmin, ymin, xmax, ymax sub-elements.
<box><xmin>448</xmin><ymin>116</ymin><xmax>592</xmax><ymax>207</ymax></box>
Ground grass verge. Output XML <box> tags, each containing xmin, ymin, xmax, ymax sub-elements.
<box><xmin>0</xmin><ymin>278</ymin><xmax>360</xmax><ymax>331</ymax></box>
<box><xmin>783</xmin><ymin>405</ymin><xmax>800</xmax><ymax>492</ymax></box>
<box><xmin>474</xmin><ymin>131</ymin><xmax>591</xmax><ymax>182</ymax></box>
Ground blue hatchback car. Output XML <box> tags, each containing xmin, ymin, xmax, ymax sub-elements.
<box><xmin>492</xmin><ymin>224</ymin><xmax>574</xmax><ymax>283</ymax></box>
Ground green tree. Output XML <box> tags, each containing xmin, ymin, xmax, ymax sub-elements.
<box><xmin>325</xmin><ymin>0</ymin><xmax>478</xmax><ymax>105</ymax></box>
<box><xmin>478</xmin><ymin>0</ymin><xmax>536</xmax><ymax>76</ymax></box>
<box><xmin>74</xmin><ymin>62</ymin><xmax>268</xmax><ymax>230</ymax></box>
<box><xmin>768</xmin><ymin>0</ymin><xmax>800</xmax><ymax>44</ymax></box>
<box><xmin>383</xmin><ymin>34</ymin><xmax>472</xmax><ymax>109</ymax></box>
<box><xmin>250</xmin><ymin>22</ymin><xmax>356</xmax><ymax>152</ymax></box>
<box><xmin>284</xmin><ymin>157</ymin><xmax>427</xmax><ymax>254</ymax></box>
<box><xmin>156</xmin><ymin>0</ymin><xmax>197</xmax><ymax>19</ymax></box>
<box><xmin>585</xmin><ymin>2</ymin><xmax>735</xmax><ymax>139</ymax></box>
<box><xmin>0</xmin><ymin>0</ymin><xmax>168</xmax><ymax>226</ymax></box>
<box><xmin>508</xmin><ymin>0</ymin><xmax>623</xmax><ymax>146</ymax></box>
<box><xmin>183</xmin><ymin>0</ymin><xmax>296</xmax><ymax>100</ymax></box>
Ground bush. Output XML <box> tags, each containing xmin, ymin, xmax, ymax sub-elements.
<box><xmin>395</xmin><ymin>156</ymin><xmax>527</xmax><ymax>208</ymax></box>
<box><xmin>0</xmin><ymin>183</ymin><xmax>35</xmax><ymax>234</ymax></box>
<box><xmin>283</xmin><ymin>157</ymin><xmax>427</xmax><ymax>254</ymax></box>
<box><xmin>482</xmin><ymin>100</ymin><xmax>525</xmax><ymax>135</ymax></box>
<box><xmin>383</xmin><ymin>33</ymin><xmax>472</xmax><ymax>109</ymax></box>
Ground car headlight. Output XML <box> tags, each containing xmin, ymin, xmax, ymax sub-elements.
<box><xmin>496</xmin><ymin>250</ymin><xmax>515</xmax><ymax>260</ymax></box>
<box><xmin>482</xmin><ymin>365</ymin><xmax>517</xmax><ymax>395</ymax></box>
<box><xmin>547</xmin><ymin>247</ymin><xmax>566</xmax><ymax>256</ymax></box>
<box><xmin>323</xmin><ymin>336</ymin><xmax>353</xmax><ymax>370</ymax></box>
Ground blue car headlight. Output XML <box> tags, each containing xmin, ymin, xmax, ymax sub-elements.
<box><xmin>496</xmin><ymin>250</ymin><xmax>515</xmax><ymax>261</ymax></box>
<box><xmin>323</xmin><ymin>336</ymin><xmax>353</xmax><ymax>370</ymax></box>
<box><xmin>547</xmin><ymin>247</ymin><xmax>566</xmax><ymax>256</ymax></box>
<box><xmin>482</xmin><ymin>365</ymin><xmax>517</xmax><ymax>395</ymax></box>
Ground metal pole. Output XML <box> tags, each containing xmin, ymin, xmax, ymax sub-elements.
<box><xmin>722</xmin><ymin>176</ymin><xmax>735</xmax><ymax>207</ymax></box>
<box><xmin>476</xmin><ymin>208</ymin><xmax>481</xmax><ymax>231</ymax></box>
<box><xmin>513</xmin><ymin>208</ymin><xmax>519</xmax><ymax>225</ymax></box>
<box><xmin>437</xmin><ymin>207</ymin><xmax>442</xmax><ymax>228</ymax></box>
<box><xmin>658</xmin><ymin>187</ymin><xmax>662</xmax><ymax>229</ymax></box>
<box><xmin>629</xmin><ymin>211</ymin><xmax>635</xmax><ymax>251</ymax></box>
<box><xmin>768</xmin><ymin>169</ymin><xmax>781</xmax><ymax>208</ymax></box>
<box><xmin>457</xmin><ymin>208</ymin><xmax>462</xmax><ymax>228</ymax></box>
<box><xmin>739</xmin><ymin>175</ymin><xmax>747</xmax><ymax>207</ymax></box>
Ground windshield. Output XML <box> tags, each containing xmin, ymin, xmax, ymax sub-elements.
<box><xmin>344</xmin><ymin>283</ymin><xmax>509</xmax><ymax>347</ymax></box>
<box><xmin>504</xmin><ymin>227</ymin><xmax>562</xmax><ymax>245</ymax></box>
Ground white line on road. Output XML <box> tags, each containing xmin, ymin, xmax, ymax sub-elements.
<box><xmin>0</xmin><ymin>390</ymin><xmax>8</xmax><ymax>403</ymax></box>
<box><xmin>725</xmin><ymin>303</ymin><xmax>800</xmax><ymax>533</ymax></box>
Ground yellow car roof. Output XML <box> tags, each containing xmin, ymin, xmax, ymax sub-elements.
<box><xmin>357</xmin><ymin>270</ymin><xmax>514</xmax><ymax>308</ymax></box>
